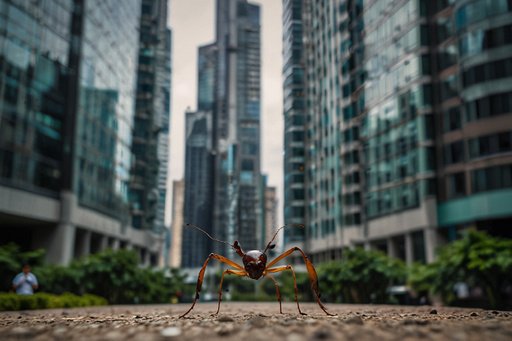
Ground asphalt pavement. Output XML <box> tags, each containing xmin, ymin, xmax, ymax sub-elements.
<box><xmin>1</xmin><ymin>302</ymin><xmax>511</xmax><ymax>340</ymax></box>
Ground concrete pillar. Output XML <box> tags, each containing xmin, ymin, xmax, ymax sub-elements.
<box><xmin>45</xmin><ymin>191</ymin><xmax>76</xmax><ymax>264</ymax></box>
<box><xmin>364</xmin><ymin>241</ymin><xmax>371</xmax><ymax>251</ymax></box>
<box><xmin>405</xmin><ymin>233</ymin><xmax>413</xmax><ymax>266</ymax></box>
<box><xmin>424</xmin><ymin>227</ymin><xmax>437</xmax><ymax>263</ymax></box>
<box><xmin>111</xmin><ymin>238</ymin><xmax>120</xmax><ymax>250</ymax></box>
<box><xmin>387</xmin><ymin>238</ymin><xmax>397</xmax><ymax>259</ymax></box>
<box><xmin>99</xmin><ymin>235</ymin><xmax>108</xmax><ymax>251</ymax></box>
<box><xmin>75</xmin><ymin>229</ymin><xmax>91</xmax><ymax>258</ymax></box>
<box><xmin>143</xmin><ymin>249</ymin><xmax>150</xmax><ymax>267</ymax></box>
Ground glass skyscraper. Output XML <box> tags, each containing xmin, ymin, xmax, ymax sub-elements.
<box><xmin>0</xmin><ymin>0</ymin><xmax>171</xmax><ymax>265</ymax></box>
<box><xmin>181</xmin><ymin>0</ymin><xmax>262</xmax><ymax>267</ymax></box>
<box><xmin>283</xmin><ymin>0</ymin><xmax>512</xmax><ymax>264</ymax></box>
<box><xmin>213</xmin><ymin>0</ymin><xmax>262</xmax><ymax>257</ymax></box>
<box><xmin>282</xmin><ymin>0</ymin><xmax>307</xmax><ymax>248</ymax></box>
<box><xmin>181</xmin><ymin>43</ymin><xmax>216</xmax><ymax>268</ymax></box>
<box><xmin>130</xmin><ymin>0</ymin><xmax>171</xmax><ymax>235</ymax></box>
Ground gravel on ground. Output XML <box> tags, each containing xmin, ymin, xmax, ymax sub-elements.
<box><xmin>1</xmin><ymin>302</ymin><xmax>511</xmax><ymax>340</ymax></box>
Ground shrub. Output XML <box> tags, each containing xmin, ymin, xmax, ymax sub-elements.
<box><xmin>0</xmin><ymin>293</ymin><xmax>107</xmax><ymax>311</ymax></box>
<box><xmin>0</xmin><ymin>243</ymin><xmax>45</xmax><ymax>292</ymax></box>
<box><xmin>31</xmin><ymin>249</ymin><xmax>187</xmax><ymax>305</ymax></box>
<box><xmin>408</xmin><ymin>230</ymin><xmax>512</xmax><ymax>309</ymax></box>
<box><xmin>318</xmin><ymin>248</ymin><xmax>406</xmax><ymax>304</ymax></box>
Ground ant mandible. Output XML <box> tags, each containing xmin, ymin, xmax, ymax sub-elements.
<box><xmin>179</xmin><ymin>224</ymin><xmax>334</xmax><ymax>318</ymax></box>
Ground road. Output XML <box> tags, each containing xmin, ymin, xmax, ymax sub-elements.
<box><xmin>1</xmin><ymin>302</ymin><xmax>511</xmax><ymax>340</ymax></box>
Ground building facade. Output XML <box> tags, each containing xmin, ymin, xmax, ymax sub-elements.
<box><xmin>130</xmin><ymin>0</ymin><xmax>171</xmax><ymax>236</ymax></box>
<box><xmin>181</xmin><ymin>109</ymin><xmax>213</xmax><ymax>268</ymax></box>
<box><xmin>212</xmin><ymin>0</ymin><xmax>262</xmax><ymax>257</ymax></box>
<box><xmin>169</xmin><ymin>180</ymin><xmax>184</xmax><ymax>268</ymax></box>
<box><xmin>181</xmin><ymin>0</ymin><xmax>262</xmax><ymax>268</ymax></box>
<box><xmin>283</xmin><ymin>0</ymin><xmax>512</xmax><ymax>264</ymax></box>
<box><xmin>181</xmin><ymin>42</ymin><xmax>217</xmax><ymax>268</ymax></box>
<box><xmin>282</xmin><ymin>0</ymin><xmax>307</xmax><ymax>248</ymax></box>
<box><xmin>0</xmin><ymin>0</ymin><xmax>170</xmax><ymax>265</ymax></box>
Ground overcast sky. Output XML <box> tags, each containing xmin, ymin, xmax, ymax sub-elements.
<box><xmin>166</xmin><ymin>0</ymin><xmax>284</xmax><ymax>227</ymax></box>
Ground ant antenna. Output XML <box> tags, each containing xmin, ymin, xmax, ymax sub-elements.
<box><xmin>185</xmin><ymin>223</ymin><xmax>234</xmax><ymax>249</ymax></box>
<box><xmin>263</xmin><ymin>224</ymin><xmax>304</xmax><ymax>254</ymax></box>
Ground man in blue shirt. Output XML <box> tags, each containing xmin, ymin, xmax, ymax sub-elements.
<box><xmin>12</xmin><ymin>263</ymin><xmax>38</xmax><ymax>295</ymax></box>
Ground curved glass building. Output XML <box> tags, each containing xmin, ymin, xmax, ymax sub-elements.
<box><xmin>282</xmin><ymin>0</ymin><xmax>512</xmax><ymax>264</ymax></box>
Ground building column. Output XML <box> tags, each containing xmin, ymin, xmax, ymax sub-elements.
<box><xmin>99</xmin><ymin>235</ymin><xmax>108</xmax><ymax>251</ymax></box>
<box><xmin>424</xmin><ymin>227</ymin><xmax>437</xmax><ymax>263</ymax></box>
<box><xmin>405</xmin><ymin>232</ymin><xmax>413</xmax><ymax>266</ymax></box>
<box><xmin>46</xmin><ymin>191</ymin><xmax>76</xmax><ymax>264</ymax></box>
<box><xmin>143</xmin><ymin>249</ymin><xmax>151</xmax><ymax>267</ymax></box>
<box><xmin>387</xmin><ymin>237</ymin><xmax>397</xmax><ymax>259</ymax></box>
<box><xmin>75</xmin><ymin>230</ymin><xmax>91</xmax><ymax>258</ymax></box>
<box><xmin>364</xmin><ymin>241</ymin><xmax>371</xmax><ymax>251</ymax></box>
<box><xmin>111</xmin><ymin>238</ymin><xmax>120</xmax><ymax>250</ymax></box>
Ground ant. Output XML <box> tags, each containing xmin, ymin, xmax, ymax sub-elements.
<box><xmin>179</xmin><ymin>224</ymin><xmax>334</xmax><ymax>318</ymax></box>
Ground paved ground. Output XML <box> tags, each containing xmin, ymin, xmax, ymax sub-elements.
<box><xmin>0</xmin><ymin>302</ymin><xmax>511</xmax><ymax>340</ymax></box>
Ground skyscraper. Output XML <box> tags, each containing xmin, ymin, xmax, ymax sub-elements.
<box><xmin>181</xmin><ymin>43</ymin><xmax>216</xmax><ymax>268</ymax></box>
<box><xmin>282</xmin><ymin>0</ymin><xmax>307</xmax><ymax>249</ymax></box>
<box><xmin>181</xmin><ymin>0</ymin><xmax>262</xmax><ymax>267</ymax></box>
<box><xmin>169</xmin><ymin>180</ymin><xmax>184</xmax><ymax>268</ymax></box>
<box><xmin>212</xmin><ymin>0</ymin><xmax>262</xmax><ymax>257</ymax></box>
<box><xmin>130</xmin><ymin>0</ymin><xmax>171</xmax><ymax>235</ymax></box>
<box><xmin>181</xmin><ymin>109</ymin><xmax>213</xmax><ymax>267</ymax></box>
<box><xmin>0</xmin><ymin>0</ymin><xmax>170</xmax><ymax>265</ymax></box>
<box><xmin>282</xmin><ymin>0</ymin><xmax>512</xmax><ymax>264</ymax></box>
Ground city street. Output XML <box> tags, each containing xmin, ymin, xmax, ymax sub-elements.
<box><xmin>1</xmin><ymin>302</ymin><xmax>511</xmax><ymax>340</ymax></box>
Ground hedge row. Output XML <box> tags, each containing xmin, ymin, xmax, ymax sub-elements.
<box><xmin>0</xmin><ymin>292</ymin><xmax>107</xmax><ymax>311</ymax></box>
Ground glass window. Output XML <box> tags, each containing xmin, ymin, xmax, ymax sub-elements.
<box><xmin>447</xmin><ymin>172</ymin><xmax>466</xmax><ymax>198</ymax></box>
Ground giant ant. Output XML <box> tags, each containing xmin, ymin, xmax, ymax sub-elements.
<box><xmin>179</xmin><ymin>224</ymin><xmax>334</xmax><ymax>318</ymax></box>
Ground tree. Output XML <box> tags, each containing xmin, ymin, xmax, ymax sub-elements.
<box><xmin>409</xmin><ymin>230</ymin><xmax>512</xmax><ymax>309</ymax></box>
<box><xmin>0</xmin><ymin>243</ymin><xmax>45</xmax><ymax>292</ymax></box>
<box><xmin>318</xmin><ymin>248</ymin><xmax>406</xmax><ymax>304</ymax></box>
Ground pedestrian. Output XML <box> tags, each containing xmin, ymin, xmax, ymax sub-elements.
<box><xmin>12</xmin><ymin>263</ymin><xmax>38</xmax><ymax>295</ymax></box>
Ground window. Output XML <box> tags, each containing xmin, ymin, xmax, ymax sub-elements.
<box><xmin>444</xmin><ymin>141</ymin><xmax>465</xmax><ymax>165</ymax></box>
<box><xmin>472</xmin><ymin>164</ymin><xmax>512</xmax><ymax>193</ymax></box>
<box><xmin>447</xmin><ymin>172</ymin><xmax>466</xmax><ymax>198</ymax></box>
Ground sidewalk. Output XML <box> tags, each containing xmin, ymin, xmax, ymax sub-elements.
<box><xmin>1</xmin><ymin>302</ymin><xmax>511</xmax><ymax>340</ymax></box>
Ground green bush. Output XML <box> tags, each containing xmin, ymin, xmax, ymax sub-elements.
<box><xmin>318</xmin><ymin>248</ymin><xmax>406</xmax><ymax>304</ymax></box>
<box><xmin>0</xmin><ymin>292</ymin><xmax>107</xmax><ymax>311</ymax></box>
<box><xmin>408</xmin><ymin>230</ymin><xmax>512</xmax><ymax>309</ymax></box>
<box><xmin>31</xmin><ymin>249</ymin><xmax>187</xmax><ymax>305</ymax></box>
<box><xmin>0</xmin><ymin>243</ymin><xmax>45</xmax><ymax>292</ymax></box>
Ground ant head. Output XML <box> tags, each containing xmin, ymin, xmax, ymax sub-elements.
<box><xmin>242</xmin><ymin>250</ymin><xmax>267</xmax><ymax>279</ymax></box>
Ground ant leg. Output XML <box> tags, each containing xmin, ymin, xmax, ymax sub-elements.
<box><xmin>263</xmin><ymin>274</ymin><xmax>282</xmax><ymax>313</ymax></box>
<box><xmin>266</xmin><ymin>265</ymin><xmax>305</xmax><ymax>315</ymax></box>
<box><xmin>179</xmin><ymin>253</ymin><xmax>244</xmax><ymax>318</ymax></box>
<box><xmin>216</xmin><ymin>269</ymin><xmax>246</xmax><ymax>315</ymax></box>
<box><xmin>267</xmin><ymin>247</ymin><xmax>335</xmax><ymax>316</ymax></box>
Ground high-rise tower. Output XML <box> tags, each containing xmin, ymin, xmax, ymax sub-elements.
<box><xmin>282</xmin><ymin>0</ymin><xmax>512</xmax><ymax>265</ymax></box>
<box><xmin>213</xmin><ymin>0</ymin><xmax>262</xmax><ymax>256</ymax></box>
<box><xmin>181</xmin><ymin>0</ymin><xmax>262</xmax><ymax>267</ymax></box>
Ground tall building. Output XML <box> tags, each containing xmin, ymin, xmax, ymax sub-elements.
<box><xmin>212</xmin><ymin>0</ymin><xmax>262</xmax><ymax>257</ymax></box>
<box><xmin>283</xmin><ymin>0</ymin><xmax>512</xmax><ymax>264</ymax></box>
<box><xmin>264</xmin><ymin>185</ymin><xmax>278</xmax><ymax>249</ymax></box>
<box><xmin>130</xmin><ymin>0</ymin><xmax>171</xmax><ymax>236</ymax></box>
<box><xmin>181</xmin><ymin>109</ymin><xmax>213</xmax><ymax>267</ymax></box>
<box><xmin>181</xmin><ymin>0</ymin><xmax>262</xmax><ymax>267</ymax></box>
<box><xmin>169</xmin><ymin>180</ymin><xmax>184</xmax><ymax>268</ymax></box>
<box><xmin>282</xmin><ymin>0</ymin><xmax>307</xmax><ymax>248</ymax></box>
<box><xmin>181</xmin><ymin>42</ymin><xmax>217</xmax><ymax>268</ymax></box>
<box><xmin>0</xmin><ymin>0</ymin><xmax>170</xmax><ymax>265</ymax></box>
